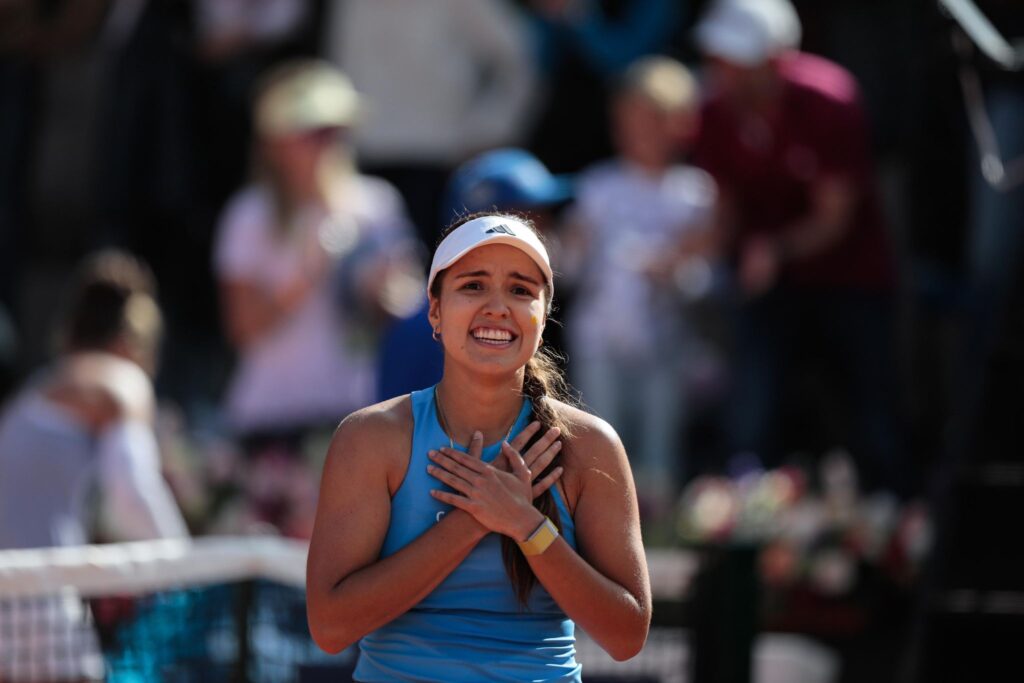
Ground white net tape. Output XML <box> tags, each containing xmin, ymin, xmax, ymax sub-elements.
<box><xmin>0</xmin><ymin>538</ymin><xmax>695</xmax><ymax>682</ymax></box>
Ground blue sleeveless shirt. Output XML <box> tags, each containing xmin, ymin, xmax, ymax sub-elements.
<box><xmin>354</xmin><ymin>387</ymin><xmax>581</xmax><ymax>682</ymax></box>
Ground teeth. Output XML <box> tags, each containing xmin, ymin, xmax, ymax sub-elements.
<box><xmin>473</xmin><ymin>328</ymin><xmax>512</xmax><ymax>342</ymax></box>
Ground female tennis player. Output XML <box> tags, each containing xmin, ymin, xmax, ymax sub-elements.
<box><xmin>306</xmin><ymin>212</ymin><xmax>651</xmax><ymax>681</ymax></box>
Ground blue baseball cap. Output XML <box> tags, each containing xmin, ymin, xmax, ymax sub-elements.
<box><xmin>441</xmin><ymin>148</ymin><xmax>573</xmax><ymax>225</ymax></box>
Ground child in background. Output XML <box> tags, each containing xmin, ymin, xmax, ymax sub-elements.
<box><xmin>562</xmin><ymin>56</ymin><xmax>717</xmax><ymax>520</ymax></box>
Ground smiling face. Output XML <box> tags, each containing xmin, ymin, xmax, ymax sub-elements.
<box><xmin>428</xmin><ymin>243</ymin><xmax>548</xmax><ymax>377</ymax></box>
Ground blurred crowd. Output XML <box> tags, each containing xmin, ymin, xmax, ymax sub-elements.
<box><xmin>1</xmin><ymin>0</ymin><xmax>1022</xmax><ymax>565</ymax></box>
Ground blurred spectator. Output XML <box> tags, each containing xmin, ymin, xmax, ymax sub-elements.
<box><xmin>322</xmin><ymin>0</ymin><xmax>537</xmax><ymax>246</ymax></box>
<box><xmin>440</xmin><ymin>148</ymin><xmax>573</xmax><ymax>231</ymax></box>
<box><xmin>0</xmin><ymin>248</ymin><xmax>187</xmax><ymax>683</ymax></box>
<box><xmin>0</xmin><ymin>249</ymin><xmax>188</xmax><ymax>549</ymax></box>
<box><xmin>692</xmin><ymin>0</ymin><xmax>906</xmax><ymax>496</ymax></box>
<box><xmin>522</xmin><ymin>0</ymin><xmax>684</xmax><ymax>174</ymax></box>
<box><xmin>213</xmin><ymin>59</ymin><xmax>421</xmax><ymax>536</ymax></box>
<box><xmin>377</xmin><ymin>147</ymin><xmax>573</xmax><ymax>401</ymax></box>
<box><xmin>561</xmin><ymin>56</ymin><xmax>717</xmax><ymax>516</ymax></box>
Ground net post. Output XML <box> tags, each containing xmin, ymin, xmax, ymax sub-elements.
<box><xmin>233</xmin><ymin>578</ymin><xmax>255</xmax><ymax>683</ymax></box>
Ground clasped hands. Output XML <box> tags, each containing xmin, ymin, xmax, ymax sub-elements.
<box><xmin>428</xmin><ymin>421</ymin><xmax>563</xmax><ymax>541</ymax></box>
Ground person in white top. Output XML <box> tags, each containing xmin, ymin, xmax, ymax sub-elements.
<box><xmin>321</xmin><ymin>0</ymin><xmax>538</xmax><ymax>243</ymax></box>
<box><xmin>0</xmin><ymin>249</ymin><xmax>188</xmax><ymax>550</ymax></box>
<box><xmin>562</xmin><ymin>57</ymin><xmax>718</xmax><ymax>518</ymax></box>
<box><xmin>0</xmin><ymin>249</ymin><xmax>187</xmax><ymax>682</ymax></box>
<box><xmin>213</xmin><ymin>59</ymin><xmax>421</xmax><ymax>536</ymax></box>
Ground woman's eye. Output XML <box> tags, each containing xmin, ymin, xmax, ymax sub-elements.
<box><xmin>460</xmin><ymin>281</ymin><xmax>483</xmax><ymax>291</ymax></box>
<box><xmin>512</xmin><ymin>286</ymin><xmax>533</xmax><ymax>296</ymax></box>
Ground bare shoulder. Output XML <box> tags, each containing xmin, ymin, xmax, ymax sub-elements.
<box><xmin>59</xmin><ymin>352</ymin><xmax>155</xmax><ymax>424</ymax></box>
<box><xmin>327</xmin><ymin>395</ymin><xmax>414</xmax><ymax>492</ymax></box>
<box><xmin>549</xmin><ymin>399</ymin><xmax>625</xmax><ymax>463</ymax></box>
<box><xmin>331</xmin><ymin>394</ymin><xmax>413</xmax><ymax>456</ymax></box>
<box><xmin>546</xmin><ymin>399</ymin><xmax>632</xmax><ymax>506</ymax></box>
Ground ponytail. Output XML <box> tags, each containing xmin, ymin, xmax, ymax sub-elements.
<box><xmin>501</xmin><ymin>346</ymin><xmax>576</xmax><ymax>607</ymax></box>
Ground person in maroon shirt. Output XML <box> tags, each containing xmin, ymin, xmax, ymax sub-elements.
<box><xmin>692</xmin><ymin>0</ymin><xmax>906</xmax><ymax>495</ymax></box>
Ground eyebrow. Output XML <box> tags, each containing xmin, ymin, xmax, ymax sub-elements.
<box><xmin>453</xmin><ymin>270</ymin><xmax>490</xmax><ymax>279</ymax></box>
<box><xmin>510</xmin><ymin>271</ymin><xmax>542</xmax><ymax>286</ymax></box>
<box><xmin>453</xmin><ymin>269</ymin><xmax>542</xmax><ymax>286</ymax></box>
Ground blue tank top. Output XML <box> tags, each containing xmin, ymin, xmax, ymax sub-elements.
<box><xmin>355</xmin><ymin>387</ymin><xmax>581</xmax><ymax>682</ymax></box>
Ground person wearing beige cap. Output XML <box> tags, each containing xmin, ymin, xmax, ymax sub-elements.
<box><xmin>212</xmin><ymin>59</ymin><xmax>422</xmax><ymax>537</ymax></box>
<box><xmin>307</xmin><ymin>213</ymin><xmax>651</xmax><ymax>679</ymax></box>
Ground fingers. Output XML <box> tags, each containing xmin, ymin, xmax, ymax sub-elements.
<box><xmin>429</xmin><ymin>489</ymin><xmax>471</xmax><ymax>511</ymax></box>
<box><xmin>528</xmin><ymin>439</ymin><xmax>563</xmax><ymax>479</ymax></box>
<box><xmin>531</xmin><ymin>466</ymin><xmax>565</xmax><ymax>499</ymax></box>
<box><xmin>492</xmin><ymin>451</ymin><xmax>510</xmax><ymax>473</ymax></box>
<box><xmin>523</xmin><ymin>427</ymin><xmax>562</xmax><ymax>470</ymax></box>
<box><xmin>467</xmin><ymin>430</ymin><xmax>484</xmax><ymax>459</ymax></box>
<box><xmin>508</xmin><ymin>421</ymin><xmax>542</xmax><ymax>453</ymax></box>
<box><xmin>501</xmin><ymin>442</ymin><xmax>530</xmax><ymax>482</ymax></box>
<box><xmin>431</xmin><ymin>449</ymin><xmax>485</xmax><ymax>479</ymax></box>
<box><xmin>427</xmin><ymin>461</ymin><xmax>474</xmax><ymax>495</ymax></box>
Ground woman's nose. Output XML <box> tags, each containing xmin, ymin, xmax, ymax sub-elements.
<box><xmin>482</xmin><ymin>291</ymin><xmax>510</xmax><ymax>317</ymax></box>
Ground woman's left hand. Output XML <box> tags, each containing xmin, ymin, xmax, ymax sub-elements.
<box><xmin>428</xmin><ymin>432</ymin><xmax>563</xmax><ymax>540</ymax></box>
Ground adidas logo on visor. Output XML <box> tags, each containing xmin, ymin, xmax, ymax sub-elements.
<box><xmin>484</xmin><ymin>224</ymin><xmax>516</xmax><ymax>236</ymax></box>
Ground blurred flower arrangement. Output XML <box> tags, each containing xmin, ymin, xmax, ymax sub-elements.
<box><xmin>675</xmin><ymin>450</ymin><xmax>932</xmax><ymax>598</ymax></box>
<box><xmin>153</xmin><ymin>402</ymin><xmax>330</xmax><ymax>540</ymax></box>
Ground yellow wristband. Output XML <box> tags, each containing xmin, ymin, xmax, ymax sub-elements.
<box><xmin>518</xmin><ymin>516</ymin><xmax>559</xmax><ymax>556</ymax></box>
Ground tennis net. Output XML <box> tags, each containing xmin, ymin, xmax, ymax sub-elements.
<box><xmin>0</xmin><ymin>537</ymin><xmax>693</xmax><ymax>682</ymax></box>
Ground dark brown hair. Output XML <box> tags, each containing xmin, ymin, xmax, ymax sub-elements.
<box><xmin>431</xmin><ymin>212</ymin><xmax>576</xmax><ymax>606</ymax></box>
<box><xmin>60</xmin><ymin>249</ymin><xmax>161</xmax><ymax>357</ymax></box>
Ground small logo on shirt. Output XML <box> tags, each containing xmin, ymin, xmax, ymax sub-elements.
<box><xmin>435</xmin><ymin>510</ymin><xmax>447</xmax><ymax>523</ymax></box>
<box><xmin>484</xmin><ymin>224</ymin><xmax>516</xmax><ymax>236</ymax></box>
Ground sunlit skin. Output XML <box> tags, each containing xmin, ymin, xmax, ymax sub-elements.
<box><xmin>426</xmin><ymin>243</ymin><xmax>549</xmax><ymax>447</ymax></box>
<box><xmin>428</xmin><ymin>243</ymin><xmax>548</xmax><ymax>381</ymax></box>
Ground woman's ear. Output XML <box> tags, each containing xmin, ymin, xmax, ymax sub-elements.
<box><xmin>427</xmin><ymin>295</ymin><xmax>441</xmax><ymax>331</ymax></box>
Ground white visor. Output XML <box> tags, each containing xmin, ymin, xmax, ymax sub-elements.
<box><xmin>427</xmin><ymin>215</ymin><xmax>553</xmax><ymax>297</ymax></box>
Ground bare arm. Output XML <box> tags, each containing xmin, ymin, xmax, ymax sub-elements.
<box><xmin>775</xmin><ymin>176</ymin><xmax>857</xmax><ymax>261</ymax></box>
<box><xmin>735</xmin><ymin>177</ymin><xmax>857</xmax><ymax>296</ymax></box>
<box><xmin>305</xmin><ymin>406</ymin><xmax>492</xmax><ymax>654</ymax></box>
<box><xmin>522</xmin><ymin>419</ymin><xmax>651</xmax><ymax>660</ymax></box>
